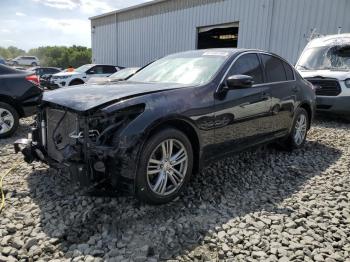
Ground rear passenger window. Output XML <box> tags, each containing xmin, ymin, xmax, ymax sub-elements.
<box><xmin>228</xmin><ymin>53</ymin><xmax>264</xmax><ymax>84</ymax></box>
<box><xmin>283</xmin><ymin>62</ymin><xmax>294</xmax><ymax>80</ymax></box>
<box><xmin>103</xmin><ymin>66</ymin><xmax>117</xmax><ymax>74</ymax></box>
<box><xmin>261</xmin><ymin>54</ymin><xmax>287</xmax><ymax>82</ymax></box>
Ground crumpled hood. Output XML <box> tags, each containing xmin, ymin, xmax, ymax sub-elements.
<box><xmin>299</xmin><ymin>70</ymin><xmax>350</xmax><ymax>81</ymax></box>
<box><xmin>43</xmin><ymin>81</ymin><xmax>185</xmax><ymax>112</ymax></box>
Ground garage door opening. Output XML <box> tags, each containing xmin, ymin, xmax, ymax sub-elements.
<box><xmin>197</xmin><ymin>22</ymin><xmax>239</xmax><ymax>49</ymax></box>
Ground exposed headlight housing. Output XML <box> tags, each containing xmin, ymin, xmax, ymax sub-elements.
<box><xmin>345</xmin><ymin>79</ymin><xmax>350</xmax><ymax>88</ymax></box>
<box><xmin>59</xmin><ymin>75</ymin><xmax>70</xmax><ymax>79</ymax></box>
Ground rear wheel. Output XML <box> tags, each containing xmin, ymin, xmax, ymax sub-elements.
<box><xmin>0</xmin><ymin>102</ymin><xmax>19</xmax><ymax>138</ymax></box>
<box><xmin>31</xmin><ymin>62</ymin><xmax>37</xmax><ymax>66</ymax></box>
<box><xmin>136</xmin><ymin>128</ymin><xmax>193</xmax><ymax>204</ymax></box>
<box><xmin>282</xmin><ymin>108</ymin><xmax>309</xmax><ymax>150</ymax></box>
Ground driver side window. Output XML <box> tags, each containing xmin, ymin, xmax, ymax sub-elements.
<box><xmin>227</xmin><ymin>53</ymin><xmax>264</xmax><ymax>85</ymax></box>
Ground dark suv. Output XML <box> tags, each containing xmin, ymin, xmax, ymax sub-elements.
<box><xmin>15</xmin><ymin>49</ymin><xmax>316</xmax><ymax>204</ymax></box>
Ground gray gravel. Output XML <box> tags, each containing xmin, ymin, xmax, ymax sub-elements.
<box><xmin>0</xmin><ymin>116</ymin><xmax>350</xmax><ymax>262</ymax></box>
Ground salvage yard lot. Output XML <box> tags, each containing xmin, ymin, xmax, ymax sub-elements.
<box><xmin>0</xmin><ymin>117</ymin><xmax>350</xmax><ymax>262</ymax></box>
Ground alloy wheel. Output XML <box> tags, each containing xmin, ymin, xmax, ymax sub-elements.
<box><xmin>294</xmin><ymin>113</ymin><xmax>307</xmax><ymax>145</ymax></box>
<box><xmin>0</xmin><ymin>108</ymin><xmax>14</xmax><ymax>135</ymax></box>
<box><xmin>146</xmin><ymin>138</ymin><xmax>188</xmax><ymax>196</ymax></box>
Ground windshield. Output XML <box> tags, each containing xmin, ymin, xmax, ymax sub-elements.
<box><xmin>110</xmin><ymin>68</ymin><xmax>139</xmax><ymax>79</ymax></box>
<box><xmin>297</xmin><ymin>45</ymin><xmax>350</xmax><ymax>70</ymax></box>
<box><xmin>128</xmin><ymin>51</ymin><xmax>229</xmax><ymax>85</ymax></box>
<box><xmin>75</xmin><ymin>64</ymin><xmax>93</xmax><ymax>73</ymax></box>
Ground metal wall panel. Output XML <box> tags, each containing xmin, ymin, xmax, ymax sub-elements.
<box><xmin>268</xmin><ymin>0</ymin><xmax>350</xmax><ymax>63</ymax></box>
<box><xmin>91</xmin><ymin>0</ymin><xmax>350</xmax><ymax>66</ymax></box>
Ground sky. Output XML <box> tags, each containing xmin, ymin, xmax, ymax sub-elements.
<box><xmin>0</xmin><ymin>0</ymin><xmax>150</xmax><ymax>51</ymax></box>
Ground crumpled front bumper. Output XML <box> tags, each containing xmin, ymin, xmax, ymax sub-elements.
<box><xmin>316</xmin><ymin>96</ymin><xmax>350</xmax><ymax>115</ymax></box>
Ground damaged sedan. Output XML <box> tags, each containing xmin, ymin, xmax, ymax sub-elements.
<box><xmin>15</xmin><ymin>49</ymin><xmax>315</xmax><ymax>204</ymax></box>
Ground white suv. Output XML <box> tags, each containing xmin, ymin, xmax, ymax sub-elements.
<box><xmin>296</xmin><ymin>34</ymin><xmax>350</xmax><ymax>117</ymax></box>
<box><xmin>11</xmin><ymin>56</ymin><xmax>40</xmax><ymax>66</ymax></box>
<box><xmin>49</xmin><ymin>64</ymin><xmax>120</xmax><ymax>89</ymax></box>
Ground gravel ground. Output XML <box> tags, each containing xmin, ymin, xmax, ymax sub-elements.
<box><xmin>0</xmin><ymin>116</ymin><xmax>350</xmax><ymax>262</ymax></box>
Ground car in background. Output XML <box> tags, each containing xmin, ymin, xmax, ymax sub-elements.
<box><xmin>87</xmin><ymin>67</ymin><xmax>140</xmax><ymax>84</ymax></box>
<box><xmin>28</xmin><ymin>67</ymin><xmax>61</xmax><ymax>77</ymax></box>
<box><xmin>0</xmin><ymin>64</ymin><xmax>42</xmax><ymax>137</ymax></box>
<box><xmin>49</xmin><ymin>64</ymin><xmax>122</xmax><ymax>89</ymax></box>
<box><xmin>10</xmin><ymin>56</ymin><xmax>40</xmax><ymax>67</ymax></box>
<box><xmin>15</xmin><ymin>49</ymin><xmax>315</xmax><ymax>204</ymax></box>
<box><xmin>0</xmin><ymin>57</ymin><xmax>5</xmax><ymax>65</ymax></box>
<box><xmin>26</xmin><ymin>67</ymin><xmax>62</xmax><ymax>89</ymax></box>
<box><xmin>296</xmin><ymin>33</ymin><xmax>350</xmax><ymax>117</ymax></box>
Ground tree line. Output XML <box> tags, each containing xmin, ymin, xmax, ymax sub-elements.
<box><xmin>0</xmin><ymin>45</ymin><xmax>92</xmax><ymax>68</ymax></box>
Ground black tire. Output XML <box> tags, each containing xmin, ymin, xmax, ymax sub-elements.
<box><xmin>31</xmin><ymin>62</ymin><xmax>37</xmax><ymax>67</ymax></box>
<box><xmin>69</xmin><ymin>79</ymin><xmax>84</xmax><ymax>86</ymax></box>
<box><xmin>136</xmin><ymin>128</ymin><xmax>193</xmax><ymax>205</ymax></box>
<box><xmin>282</xmin><ymin>108</ymin><xmax>309</xmax><ymax>150</ymax></box>
<box><xmin>0</xmin><ymin>102</ymin><xmax>19</xmax><ymax>138</ymax></box>
<box><xmin>13</xmin><ymin>61</ymin><xmax>18</xmax><ymax>66</ymax></box>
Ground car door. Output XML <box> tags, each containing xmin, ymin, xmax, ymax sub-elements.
<box><xmin>260</xmin><ymin>54</ymin><xmax>296</xmax><ymax>135</ymax></box>
<box><xmin>213</xmin><ymin>53</ymin><xmax>272</xmax><ymax>156</ymax></box>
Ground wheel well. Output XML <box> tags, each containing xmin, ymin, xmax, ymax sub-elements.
<box><xmin>300</xmin><ymin>103</ymin><xmax>312</xmax><ymax>129</ymax></box>
<box><xmin>69</xmin><ymin>78</ymin><xmax>84</xmax><ymax>85</ymax></box>
<box><xmin>146</xmin><ymin>119</ymin><xmax>201</xmax><ymax>175</ymax></box>
<box><xmin>0</xmin><ymin>95</ymin><xmax>24</xmax><ymax>117</ymax></box>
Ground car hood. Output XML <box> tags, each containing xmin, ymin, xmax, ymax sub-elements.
<box><xmin>299</xmin><ymin>70</ymin><xmax>350</xmax><ymax>81</ymax></box>
<box><xmin>53</xmin><ymin>71</ymin><xmax>81</xmax><ymax>77</ymax></box>
<box><xmin>43</xmin><ymin>81</ymin><xmax>186</xmax><ymax>112</ymax></box>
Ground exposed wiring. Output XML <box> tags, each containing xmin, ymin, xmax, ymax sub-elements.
<box><xmin>0</xmin><ymin>160</ymin><xmax>21</xmax><ymax>214</ymax></box>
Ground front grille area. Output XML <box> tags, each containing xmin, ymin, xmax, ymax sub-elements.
<box><xmin>46</xmin><ymin>108</ymin><xmax>78</xmax><ymax>162</ymax></box>
<box><xmin>306</xmin><ymin>78</ymin><xmax>341</xmax><ymax>96</ymax></box>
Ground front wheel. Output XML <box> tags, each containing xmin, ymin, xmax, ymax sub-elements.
<box><xmin>0</xmin><ymin>102</ymin><xmax>19</xmax><ymax>138</ymax></box>
<box><xmin>136</xmin><ymin>128</ymin><xmax>193</xmax><ymax>205</ymax></box>
<box><xmin>282</xmin><ymin>108</ymin><xmax>309</xmax><ymax>150</ymax></box>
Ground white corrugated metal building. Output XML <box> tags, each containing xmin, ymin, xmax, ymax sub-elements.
<box><xmin>90</xmin><ymin>0</ymin><xmax>350</xmax><ymax>67</ymax></box>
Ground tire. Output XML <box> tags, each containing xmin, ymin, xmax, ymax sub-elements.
<box><xmin>13</xmin><ymin>61</ymin><xmax>18</xmax><ymax>66</ymax></box>
<box><xmin>282</xmin><ymin>108</ymin><xmax>309</xmax><ymax>150</ymax></box>
<box><xmin>69</xmin><ymin>79</ymin><xmax>84</xmax><ymax>86</ymax></box>
<box><xmin>136</xmin><ymin>128</ymin><xmax>193</xmax><ymax>205</ymax></box>
<box><xmin>31</xmin><ymin>62</ymin><xmax>37</xmax><ymax>67</ymax></box>
<box><xmin>0</xmin><ymin>102</ymin><xmax>19</xmax><ymax>138</ymax></box>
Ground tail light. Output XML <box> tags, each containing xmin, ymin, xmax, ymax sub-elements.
<box><xmin>26</xmin><ymin>75</ymin><xmax>40</xmax><ymax>86</ymax></box>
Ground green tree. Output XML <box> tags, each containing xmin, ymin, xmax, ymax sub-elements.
<box><xmin>0</xmin><ymin>45</ymin><xmax>92</xmax><ymax>68</ymax></box>
<box><xmin>0</xmin><ymin>46</ymin><xmax>25</xmax><ymax>59</ymax></box>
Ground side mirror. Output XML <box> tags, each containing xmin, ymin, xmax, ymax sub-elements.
<box><xmin>226</xmin><ymin>75</ymin><xmax>254</xmax><ymax>89</ymax></box>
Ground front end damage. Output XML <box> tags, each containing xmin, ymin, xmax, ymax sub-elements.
<box><xmin>14</xmin><ymin>104</ymin><xmax>145</xmax><ymax>192</ymax></box>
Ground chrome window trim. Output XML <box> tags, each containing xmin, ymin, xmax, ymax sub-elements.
<box><xmin>217</xmin><ymin>51</ymin><xmax>296</xmax><ymax>92</ymax></box>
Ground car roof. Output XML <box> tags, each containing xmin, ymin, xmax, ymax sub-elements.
<box><xmin>307</xmin><ymin>33</ymin><xmax>350</xmax><ymax>48</ymax></box>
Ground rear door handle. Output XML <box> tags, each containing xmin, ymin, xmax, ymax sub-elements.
<box><xmin>261</xmin><ymin>91</ymin><xmax>270</xmax><ymax>100</ymax></box>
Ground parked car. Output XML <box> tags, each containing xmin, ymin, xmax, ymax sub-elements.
<box><xmin>25</xmin><ymin>67</ymin><xmax>62</xmax><ymax>89</ymax></box>
<box><xmin>0</xmin><ymin>56</ymin><xmax>5</xmax><ymax>65</ymax></box>
<box><xmin>28</xmin><ymin>67</ymin><xmax>61</xmax><ymax>77</ymax></box>
<box><xmin>10</xmin><ymin>56</ymin><xmax>40</xmax><ymax>66</ymax></box>
<box><xmin>15</xmin><ymin>49</ymin><xmax>315</xmax><ymax>204</ymax></box>
<box><xmin>296</xmin><ymin>33</ymin><xmax>350</xmax><ymax>117</ymax></box>
<box><xmin>49</xmin><ymin>64</ymin><xmax>122</xmax><ymax>89</ymax></box>
<box><xmin>0</xmin><ymin>64</ymin><xmax>42</xmax><ymax>137</ymax></box>
<box><xmin>87</xmin><ymin>67</ymin><xmax>140</xmax><ymax>84</ymax></box>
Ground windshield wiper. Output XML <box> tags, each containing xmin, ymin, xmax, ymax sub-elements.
<box><xmin>297</xmin><ymin>65</ymin><xmax>311</xmax><ymax>70</ymax></box>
